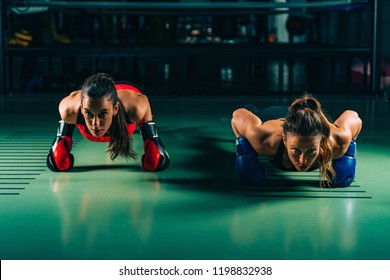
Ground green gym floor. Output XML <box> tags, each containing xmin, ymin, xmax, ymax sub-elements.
<box><xmin>1</xmin><ymin>93</ymin><xmax>390</xmax><ymax>260</ymax></box>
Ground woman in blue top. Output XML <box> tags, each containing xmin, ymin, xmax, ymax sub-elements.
<box><xmin>231</xmin><ymin>94</ymin><xmax>362</xmax><ymax>187</ymax></box>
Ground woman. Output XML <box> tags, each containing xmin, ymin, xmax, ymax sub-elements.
<box><xmin>231</xmin><ymin>94</ymin><xmax>362</xmax><ymax>187</ymax></box>
<box><xmin>47</xmin><ymin>73</ymin><xmax>170</xmax><ymax>172</ymax></box>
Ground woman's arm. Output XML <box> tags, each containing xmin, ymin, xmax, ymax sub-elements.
<box><xmin>330</xmin><ymin>110</ymin><xmax>362</xmax><ymax>159</ymax></box>
<box><xmin>58</xmin><ymin>91</ymin><xmax>80</xmax><ymax>124</ymax></box>
<box><xmin>330</xmin><ymin>110</ymin><xmax>362</xmax><ymax>186</ymax></box>
<box><xmin>119</xmin><ymin>89</ymin><xmax>169</xmax><ymax>171</ymax></box>
<box><xmin>231</xmin><ymin>108</ymin><xmax>263</xmax><ymax>138</ymax></box>
<box><xmin>47</xmin><ymin>91</ymin><xmax>79</xmax><ymax>172</ymax></box>
<box><xmin>119</xmin><ymin>90</ymin><xmax>152</xmax><ymax>123</ymax></box>
<box><xmin>333</xmin><ymin>110</ymin><xmax>362</xmax><ymax>141</ymax></box>
<box><xmin>231</xmin><ymin>108</ymin><xmax>279</xmax><ymax>156</ymax></box>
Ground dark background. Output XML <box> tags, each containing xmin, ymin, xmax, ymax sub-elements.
<box><xmin>1</xmin><ymin>0</ymin><xmax>387</xmax><ymax>97</ymax></box>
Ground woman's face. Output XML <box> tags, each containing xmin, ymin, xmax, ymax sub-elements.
<box><xmin>283</xmin><ymin>133</ymin><xmax>322</xmax><ymax>172</ymax></box>
<box><xmin>81</xmin><ymin>96</ymin><xmax>119</xmax><ymax>137</ymax></box>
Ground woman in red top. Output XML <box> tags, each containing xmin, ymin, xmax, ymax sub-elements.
<box><xmin>47</xmin><ymin>73</ymin><xmax>170</xmax><ymax>172</ymax></box>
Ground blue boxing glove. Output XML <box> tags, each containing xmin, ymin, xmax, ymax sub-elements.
<box><xmin>332</xmin><ymin>140</ymin><xmax>356</xmax><ymax>187</ymax></box>
<box><xmin>235</xmin><ymin>136</ymin><xmax>267</xmax><ymax>185</ymax></box>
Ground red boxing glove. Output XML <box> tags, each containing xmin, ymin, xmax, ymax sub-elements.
<box><xmin>140</xmin><ymin>121</ymin><xmax>170</xmax><ymax>171</ymax></box>
<box><xmin>47</xmin><ymin>121</ymin><xmax>75</xmax><ymax>172</ymax></box>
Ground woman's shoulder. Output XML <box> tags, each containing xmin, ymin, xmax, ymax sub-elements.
<box><xmin>117</xmin><ymin>89</ymin><xmax>150</xmax><ymax>122</ymax></box>
<box><xmin>118</xmin><ymin>89</ymin><xmax>144</xmax><ymax>106</ymax></box>
<box><xmin>329</xmin><ymin>125</ymin><xmax>353</xmax><ymax>158</ymax></box>
<box><xmin>250</xmin><ymin>119</ymin><xmax>284</xmax><ymax>156</ymax></box>
<box><xmin>62</xmin><ymin>90</ymin><xmax>81</xmax><ymax>101</ymax></box>
<box><xmin>59</xmin><ymin>90</ymin><xmax>81</xmax><ymax>123</ymax></box>
<box><xmin>67</xmin><ymin>90</ymin><xmax>80</xmax><ymax>97</ymax></box>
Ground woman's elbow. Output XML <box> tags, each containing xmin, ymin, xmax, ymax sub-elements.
<box><xmin>346</xmin><ymin>110</ymin><xmax>362</xmax><ymax>139</ymax></box>
<box><xmin>232</xmin><ymin>108</ymin><xmax>247</xmax><ymax>121</ymax></box>
<box><xmin>231</xmin><ymin>108</ymin><xmax>247</xmax><ymax>136</ymax></box>
<box><xmin>348</xmin><ymin>110</ymin><xmax>362</xmax><ymax>125</ymax></box>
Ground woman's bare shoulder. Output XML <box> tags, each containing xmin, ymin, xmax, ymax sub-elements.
<box><xmin>329</xmin><ymin>124</ymin><xmax>353</xmax><ymax>158</ymax></box>
<box><xmin>118</xmin><ymin>89</ymin><xmax>149</xmax><ymax>121</ymax></box>
<box><xmin>59</xmin><ymin>90</ymin><xmax>81</xmax><ymax>123</ymax></box>
<box><xmin>249</xmin><ymin>119</ymin><xmax>284</xmax><ymax>156</ymax></box>
<box><xmin>118</xmin><ymin>90</ymin><xmax>146</xmax><ymax>108</ymax></box>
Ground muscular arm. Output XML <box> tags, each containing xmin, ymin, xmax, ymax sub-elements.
<box><xmin>58</xmin><ymin>91</ymin><xmax>81</xmax><ymax>124</ymax></box>
<box><xmin>119</xmin><ymin>90</ymin><xmax>153</xmax><ymax>123</ymax></box>
<box><xmin>231</xmin><ymin>108</ymin><xmax>279</xmax><ymax>156</ymax></box>
<box><xmin>330</xmin><ymin>110</ymin><xmax>361</xmax><ymax>186</ymax></box>
<box><xmin>232</xmin><ymin>108</ymin><xmax>263</xmax><ymax>138</ymax></box>
<box><xmin>331</xmin><ymin>110</ymin><xmax>362</xmax><ymax>158</ymax></box>
<box><xmin>333</xmin><ymin>110</ymin><xmax>362</xmax><ymax>141</ymax></box>
<box><xmin>120</xmin><ymin>90</ymin><xmax>170</xmax><ymax>171</ymax></box>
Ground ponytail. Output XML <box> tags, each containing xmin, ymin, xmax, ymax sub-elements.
<box><xmin>107</xmin><ymin>100</ymin><xmax>137</xmax><ymax>160</ymax></box>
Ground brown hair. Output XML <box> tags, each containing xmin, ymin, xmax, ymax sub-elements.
<box><xmin>80</xmin><ymin>73</ymin><xmax>136</xmax><ymax>160</ymax></box>
<box><xmin>283</xmin><ymin>94</ymin><xmax>335</xmax><ymax>186</ymax></box>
